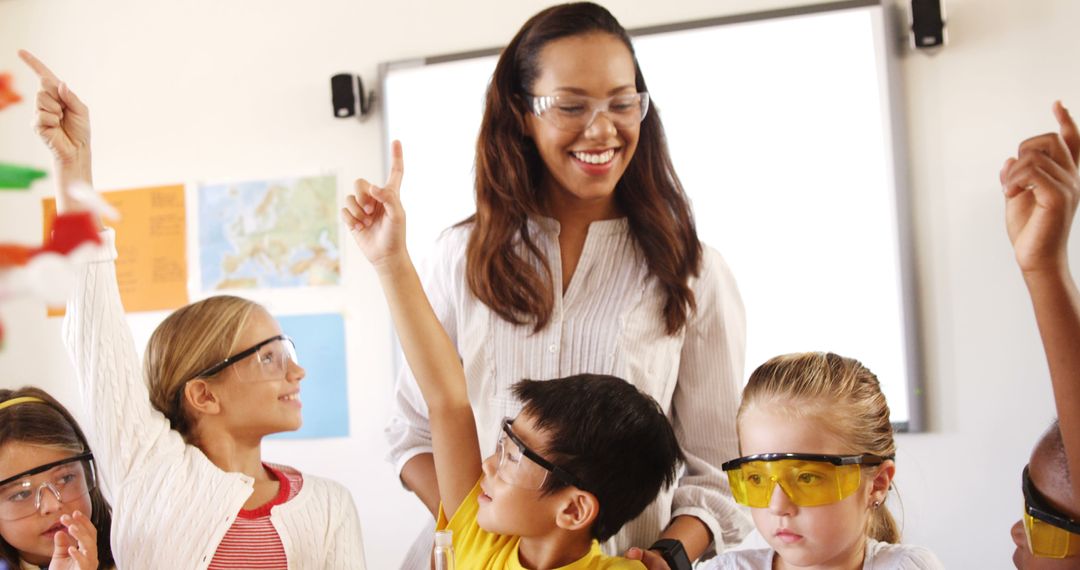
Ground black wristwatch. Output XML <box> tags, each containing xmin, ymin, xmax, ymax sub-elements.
<box><xmin>649</xmin><ymin>538</ymin><xmax>692</xmax><ymax>570</ymax></box>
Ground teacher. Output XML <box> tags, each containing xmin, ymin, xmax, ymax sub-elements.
<box><xmin>385</xmin><ymin>3</ymin><xmax>752</xmax><ymax>566</ymax></box>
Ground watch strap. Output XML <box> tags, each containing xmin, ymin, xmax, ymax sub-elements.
<box><xmin>648</xmin><ymin>538</ymin><xmax>692</xmax><ymax>570</ymax></box>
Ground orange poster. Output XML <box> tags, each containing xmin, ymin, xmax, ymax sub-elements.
<box><xmin>43</xmin><ymin>184</ymin><xmax>188</xmax><ymax>314</ymax></box>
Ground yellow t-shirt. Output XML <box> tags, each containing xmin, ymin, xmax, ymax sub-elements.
<box><xmin>436</xmin><ymin>479</ymin><xmax>646</xmax><ymax>570</ymax></box>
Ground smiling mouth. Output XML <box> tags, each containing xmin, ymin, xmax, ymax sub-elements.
<box><xmin>570</xmin><ymin>148</ymin><xmax>617</xmax><ymax>165</ymax></box>
<box><xmin>279</xmin><ymin>393</ymin><xmax>300</xmax><ymax>402</ymax></box>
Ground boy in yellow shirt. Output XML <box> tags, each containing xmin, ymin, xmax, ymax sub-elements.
<box><xmin>343</xmin><ymin>142</ymin><xmax>684</xmax><ymax>570</ymax></box>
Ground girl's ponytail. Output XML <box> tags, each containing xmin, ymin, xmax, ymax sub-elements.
<box><xmin>868</xmin><ymin>501</ymin><xmax>901</xmax><ymax>543</ymax></box>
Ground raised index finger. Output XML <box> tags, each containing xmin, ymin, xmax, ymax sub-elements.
<box><xmin>385</xmin><ymin>140</ymin><xmax>404</xmax><ymax>191</ymax></box>
<box><xmin>1053</xmin><ymin>100</ymin><xmax>1080</xmax><ymax>166</ymax></box>
<box><xmin>17</xmin><ymin>50</ymin><xmax>60</xmax><ymax>83</ymax></box>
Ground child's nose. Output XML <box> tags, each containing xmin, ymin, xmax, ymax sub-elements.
<box><xmin>287</xmin><ymin>359</ymin><xmax>305</xmax><ymax>382</ymax></box>
<box><xmin>767</xmin><ymin>482</ymin><xmax>796</xmax><ymax>516</ymax></box>
<box><xmin>1010</xmin><ymin>519</ymin><xmax>1027</xmax><ymax>550</ymax></box>
<box><xmin>481</xmin><ymin>453</ymin><xmax>498</xmax><ymax>478</ymax></box>
<box><xmin>37</xmin><ymin>485</ymin><xmax>62</xmax><ymax>515</ymax></box>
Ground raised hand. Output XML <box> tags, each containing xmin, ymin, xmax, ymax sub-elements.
<box><xmin>1001</xmin><ymin>101</ymin><xmax>1080</xmax><ymax>275</ymax></box>
<box><xmin>18</xmin><ymin>50</ymin><xmax>98</xmax><ymax>221</ymax></box>
<box><xmin>18</xmin><ymin>51</ymin><xmax>90</xmax><ymax>169</ymax></box>
<box><xmin>341</xmin><ymin>140</ymin><xmax>408</xmax><ymax>270</ymax></box>
<box><xmin>49</xmin><ymin>510</ymin><xmax>99</xmax><ymax>570</ymax></box>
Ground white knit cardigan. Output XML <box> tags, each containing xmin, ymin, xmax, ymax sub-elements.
<box><xmin>63</xmin><ymin>229</ymin><xmax>366</xmax><ymax>570</ymax></box>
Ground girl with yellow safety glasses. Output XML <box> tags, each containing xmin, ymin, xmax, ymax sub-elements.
<box><xmin>1000</xmin><ymin>101</ymin><xmax>1080</xmax><ymax>569</ymax></box>
<box><xmin>701</xmin><ymin>353</ymin><xmax>943</xmax><ymax>570</ymax></box>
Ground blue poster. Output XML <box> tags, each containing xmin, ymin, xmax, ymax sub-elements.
<box><xmin>270</xmin><ymin>313</ymin><xmax>349</xmax><ymax>439</ymax></box>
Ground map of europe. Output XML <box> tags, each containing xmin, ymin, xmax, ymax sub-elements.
<box><xmin>198</xmin><ymin>175</ymin><xmax>340</xmax><ymax>290</ymax></box>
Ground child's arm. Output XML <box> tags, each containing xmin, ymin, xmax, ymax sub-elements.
<box><xmin>21</xmin><ymin>50</ymin><xmax>190</xmax><ymax>491</ymax></box>
<box><xmin>342</xmin><ymin>142</ymin><xmax>482</xmax><ymax>518</ymax></box>
<box><xmin>1002</xmin><ymin>101</ymin><xmax>1080</xmax><ymax>501</ymax></box>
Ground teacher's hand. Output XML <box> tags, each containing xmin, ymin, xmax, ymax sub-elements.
<box><xmin>624</xmin><ymin>547</ymin><xmax>672</xmax><ymax>570</ymax></box>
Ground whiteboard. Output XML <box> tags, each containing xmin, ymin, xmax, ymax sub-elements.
<box><xmin>380</xmin><ymin>0</ymin><xmax>922</xmax><ymax>429</ymax></box>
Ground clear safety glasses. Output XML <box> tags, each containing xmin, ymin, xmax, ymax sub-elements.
<box><xmin>0</xmin><ymin>452</ymin><xmax>95</xmax><ymax>521</ymax></box>
<box><xmin>493</xmin><ymin>418</ymin><xmax>586</xmax><ymax>491</ymax></box>
<box><xmin>722</xmin><ymin>452</ymin><xmax>890</xmax><ymax>508</ymax></box>
<box><xmin>189</xmin><ymin>335</ymin><xmax>298</xmax><ymax>381</ymax></box>
<box><xmin>527</xmin><ymin>92</ymin><xmax>650</xmax><ymax>132</ymax></box>
<box><xmin>1022</xmin><ymin>465</ymin><xmax>1080</xmax><ymax>559</ymax></box>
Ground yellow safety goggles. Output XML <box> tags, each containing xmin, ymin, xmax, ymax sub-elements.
<box><xmin>1022</xmin><ymin>466</ymin><xmax>1080</xmax><ymax>558</ymax></box>
<box><xmin>722</xmin><ymin>453</ymin><xmax>890</xmax><ymax>508</ymax></box>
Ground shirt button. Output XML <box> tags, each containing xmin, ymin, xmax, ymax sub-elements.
<box><xmin>548</xmin><ymin>344</ymin><xmax>557</xmax><ymax>353</ymax></box>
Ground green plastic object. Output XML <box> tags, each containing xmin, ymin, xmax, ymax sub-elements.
<box><xmin>0</xmin><ymin>162</ymin><xmax>47</xmax><ymax>190</ymax></box>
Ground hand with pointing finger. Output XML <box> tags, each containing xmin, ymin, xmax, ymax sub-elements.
<box><xmin>19</xmin><ymin>50</ymin><xmax>91</xmax><ymax>169</ymax></box>
<box><xmin>1001</xmin><ymin>101</ymin><xmax>1080</xmax><ymax>276</ymax></box>
<box><xmin>341</xmin><ymin>140</ymin><xmax>409</xmax><ymax>271</ymax></box>
<box><xmin>18</xmin><ymin>49</ymin><xmax>97</xmax><ymax>219</ymax></box>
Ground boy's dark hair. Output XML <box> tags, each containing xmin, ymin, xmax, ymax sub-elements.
<box><xmin>512</xmin><ymin>374</ymin><xmax>684</xmax><ymax>541</ymax></box>
<box><xmin>1042</xmin><ymin>420</ymin><xmax>1072</xmax><ymax>486</ymax></box>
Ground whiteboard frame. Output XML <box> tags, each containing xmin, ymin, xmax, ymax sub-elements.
<box><xmin>377</xmin><ymin>0</ymin><xmax>925</xmax><ymax>432</ymax></box>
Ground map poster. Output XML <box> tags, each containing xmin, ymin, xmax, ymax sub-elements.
<box><xmin>269</xmin><ymin>313</ymin><xmax>349</xmax><ymax>440</ymax></box>
<box><xmin>197</xmin><ymin>175</ymin><xmax>340</xmax><ymax>292</ymax></box>
<box><xmin>43</xmin><ymin>184</ymin><xmax>188</xmax><ymax>314</ymax></box>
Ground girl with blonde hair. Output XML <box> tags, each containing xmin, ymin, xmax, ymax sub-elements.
<box><xmin>19</xmin><ymin>50</ymin><xmax>365</xmax><ymax>569</ymax></box>
<box><xmin>704</xmin><ymin>352</ymin><xmax>942</xmax><ymax>569</ymax></box>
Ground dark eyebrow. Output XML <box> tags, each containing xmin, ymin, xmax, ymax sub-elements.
<box><xmin>552</xmin><ymin>84</ymin><xmax>637</xmax><ymax>96</ymax></box>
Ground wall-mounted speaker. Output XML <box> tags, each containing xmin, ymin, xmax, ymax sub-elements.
<box><xmin>910</xmin><ymin>0</ymin><xmax>946</xmax><ymax>49</ymax></box>
<box><xmin>331</xmin><ymin>73</ymin><xmax>375</xmax><ymax>119</ymax></box>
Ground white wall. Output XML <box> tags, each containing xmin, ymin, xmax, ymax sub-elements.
<box><xmin>0</xmin><ymin>0</ymin><xmax>1076</xmax><ymax>567</ymax></box>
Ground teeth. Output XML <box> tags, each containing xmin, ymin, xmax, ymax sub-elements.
<box><xmin>280</xmin><ymin>394</ymin><xmax>298</xmax><ymax>401</ymax></box>
<box><xmin>572</xmin><ymin>149</ymin><xmax>615</xmax><ymax>165</ymax></box>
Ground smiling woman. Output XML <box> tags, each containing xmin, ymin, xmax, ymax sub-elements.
<box><xmin>17</xmin><ymin>49</ymin><xmax>367</xmax><ymax>570</ymax></box>
<box><xmin>384</xmin><ymin>3</ymin><xmax>751</xmax><ymax>568</ymax></box>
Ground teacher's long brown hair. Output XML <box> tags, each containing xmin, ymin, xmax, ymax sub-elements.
<box><xmin>464</xmin><ymin>2</ymin><xmax>702</xmax><ymax>335</ymax></box>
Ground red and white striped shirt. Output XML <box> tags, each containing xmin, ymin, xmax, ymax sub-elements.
<box><xmin>208</xmin><ymin>464</ymin><xmax>304</xmax><ymax>570</ymax></box>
